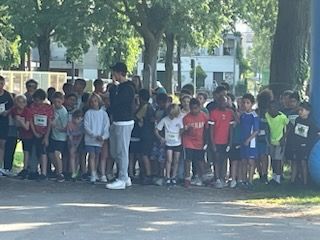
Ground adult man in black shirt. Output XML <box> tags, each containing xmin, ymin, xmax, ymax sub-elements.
<box><xmin>0</xmin><ymin>76</ymin><xmax>14</xmax><ymax>175</ymax></box>
<box><xmin>106</xmin><ymin>62</ymin><xmax>135</xmax><ymax>190</ymax></box>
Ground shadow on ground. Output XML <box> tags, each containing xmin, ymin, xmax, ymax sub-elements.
<box><xmin>1</xmin><ymin>177</ymin><xmax>320</xmax><ymax>240</ymax></box>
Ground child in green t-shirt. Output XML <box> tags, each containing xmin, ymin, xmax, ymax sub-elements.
<box><xmin>265</xmin><ymin>101</ymin><xmax>289</xmax><ymax>185</ymax></box>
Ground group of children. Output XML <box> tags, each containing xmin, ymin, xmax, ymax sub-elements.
<box><xmin>0</xmin><ymin>74</ymin><xmax>319</xmax><ymax>189</ymax></box>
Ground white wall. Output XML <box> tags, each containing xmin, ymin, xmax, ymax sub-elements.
<box><xmin>31</xmin><ymin>42</ymin><xmax>100</xmax><ymax>78</ymax></box>
<box><xmin>137</xmin><ymin>55</ymin><xmax>240</xmax><ymax>92</ymax></box>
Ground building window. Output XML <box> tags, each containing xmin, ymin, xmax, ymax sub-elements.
<box><xmin>223</xmin><ymin>39</ymin><xmax>235</xmax><ymax>56</ymax></box>
<box><xmin>213</xmin><ymin>72</ymin><xmax>223</xmax><ymax>85</ymax></box>
<box><xmin>224</xmin><ymin>72</ymin><xmax>234</xmax><ymax>84</ymax></box>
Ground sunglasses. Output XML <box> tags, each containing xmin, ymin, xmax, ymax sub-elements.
<box><xmin>27</xmin><ymin>84</ymin><xmax>36</xmax><ymax>88</ymax></box>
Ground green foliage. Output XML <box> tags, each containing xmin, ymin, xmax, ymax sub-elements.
<box><xmin>2</xmin><ymin>0</ymin><xmax>94</xmax><ymax>69</ymax></box>
<box><xmin>236</xmin><ymin>41</ymin><xmax>251</xmax><ymax>77</ymax></box>
<box><xmin>190</xmin><ymin>65</ymin><xmax>207</xmax><ymax>89</ymax></box>
<box><xmin>166</xmin><ymin>0</ymin><xmax>233</xmax><ymax>49</ymax></box>
<box><xmin>91</xmin><ymin>2</ymin><xmax>142</xmax><ymax>74</ymax></box>
<box><xmin>247</xmin><ymin>29</ymin><xmax>273</xmax><ymax>74</ymax></box>
<box><xmin>235</xmin><ymin>0</ymin><xmax>278</xmax><ymax>83</ymax></box>
<box><xmin>0</xmin><ymin>37</ymin><xmax>20</xmax><ymax>69</ymax></box>
<box><xmin>125</xmin><ymin>37</ymin><xmax>142</xmax><ymax>73</ymax></box>
<box><xmin>98</xmin><ymin>37</ymin><xmax>142</xmax><ymax>74</ymax></box>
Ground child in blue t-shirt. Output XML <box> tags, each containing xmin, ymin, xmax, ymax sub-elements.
<box><xmin>239</xmin><ymin>94</ymin><xmax>260</xmax><ymax>187</ymax></box>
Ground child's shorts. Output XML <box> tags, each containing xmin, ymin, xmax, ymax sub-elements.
<box><xmin>166</xmin><ymin>145</ymin><xmax>182</xmax><ymax>153</ymax></box>
<box><xmin>240</xmin><ymin>145</ymin><xmax>258</xmax><ymax>160</ymax></box>
<box><xmin>129</xmin><ymin>140</ymin><xmax>142</xmax><ymax>154</ymax></box>
<box><xmin>78</xmin><ymin>139</ymin><xmax>86</xmax><ymax>153</ymax></box>
<box><xmin>292</xmin><ymin>145</ymin><xmax>309</xmax><ymax>161</ymax></box>
<box><xmin>257</xmin><ymin>142</ymin><xmax>268</xmax><ymax>156</ymax></box>
<box><xmin>228</xmin><ymin>145</ymin><xmax>241</xmax><ymax>161</ymax></box>
<box><xmin>85</xmin><ymin>146</ymin><xmax>101</xmax><ymax>155</ymax></box>
<box><xmin>269</xmin><ymin>144</ymin><xmax>285</xmax><ymax>161</ymax></box>
<box><xmin>33</xmin><ymin>137</ymin><xmax>47</xmax><ymax>157</ymax></box>
<box><xmin>140</xmin><ymin>137</ymin><xmax>154</xmax><ymax>156</ymax></box>
<box><xmin>22</xmin><ymin>138</ymin><xmax>33</xmax><ymax>153</ymax></box>
<box><xmin>285</xmin><ymin>142</ymin><xmax>294</xmax><ymax>160</ymax></box>
<box><xmin>184</xmin><ymin>148</ymin><xmax>205</xmax><ymax>162</ymax></box>
<box><xmin>151</xmin><ymin>143</ymin><xmax>165</xmax><ymax>163</ymax></box>
<box><xmin>215</xmin><ymin>144</ymin><xmax>228</xmax><ymax>161</ymax></box>
<box><xmin>48</xmin><ymin>139</ymin><xmax>67</xmax><ymax>153</ymax></box>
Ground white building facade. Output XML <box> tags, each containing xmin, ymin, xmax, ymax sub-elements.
<box><xmin>137</xmin><ymin>34</ymin><xmax>240</xmax><ymax>92</ymax></box>
<box><xmin>31</xmin><ymin>42</ymin><xmax>101</xmax><ymax>80</ymax></box>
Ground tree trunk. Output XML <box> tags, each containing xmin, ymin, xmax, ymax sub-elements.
<box><xmin>269</xmin><ymin>0</ymin><xmax>310</xmax><ymax>98</ymax></box>
<box><xmin>27</xmin><ymin>48</ymin><xmax>31</xmax><ymax>71</ymax></box>
<box><xmin>19</xmin><ymin>51</ymin><xmax>26</xmax><ymax>70</ymax></box>
<box><xmin>143</xmin><ymin>38</ymin><xmax>160</xmax><ymax>90</ymax></box>
<box><xmin>177</xmin><ymin>37</ymin><xmax>182</xmax><ymax>92</ymax></box>
<box><xmin>37</xmin><ymin>35</ymin><xmax>51</xmax><ymax>71</ymax></box>
<box><xmin>164</xmin><ymin>32</ymin><xmax>175</xmax><ymax>94</ymax></box>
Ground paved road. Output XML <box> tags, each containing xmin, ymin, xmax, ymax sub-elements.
<box><xmin>1</xmin><ymin>178</ymin><xmax>319</xmax><ymax>240</ymax></box>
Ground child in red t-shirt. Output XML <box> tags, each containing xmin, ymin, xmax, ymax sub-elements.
<box><xmin>209</xmin><ymin>96</ymin><xmax>234</xmax><ymax>189</ymax></box>
<box><xmin>29</xmin><ymin>89</ymin><xmax>54</xmax><ymax>180</ymax></box>
<box><xmin>183</xmin><ymin>98</ymin><xmax>208</xmax><ymax>187</ymax></box>
<box><xmin>10</xmin><ymin>95</ymin><xmax>33</xmax><ymax>179</ymax></box>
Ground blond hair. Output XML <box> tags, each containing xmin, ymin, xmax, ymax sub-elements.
<box><xmin>167</xmin><ymin>104</ymin><xmax>180</xmax><ymax>117</ymax></box>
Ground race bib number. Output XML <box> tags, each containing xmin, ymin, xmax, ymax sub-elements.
<box><xmin>0</xmin><ymin>103</ymin><xmax>5</xmax><ymax>113</ymax></box>
<box><xmin>259</xmin><ymin>130</ymin><xmax>266</xmax><ymax>136</ymax></box>
<box><xmin>294</xmin><ymin>123</ymin><xmax>309</xmax><ymax>138</ymax></box>
<box><xmin>34</xmin><ymin>114</ymin><xmax>48</xmax><ymax>127</ymax></box>
<box><xmin>166</xmin><ymin>132</ymin><xmax>179</xmax><ymax>143</ymax></box>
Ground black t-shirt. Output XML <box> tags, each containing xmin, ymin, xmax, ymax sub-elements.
<box><xmin>206</xmin><ymin>100</ymin><xmax>217</xmax><ymax>113</ymax></box>
<box><xmin>0</xmin><ymin>90</ymin><xmax>14</xmax><ymax>126</ymax></box>
<box><xmin>109</xmin><ymin>81</ymin><xmax>135</xmax><ymax>122</ymax></box>
<box><xmin>292</xmin><ymin>116</ymin><xmax>320</xmax><ymax>151</ymax></box>
<box><xmin>140</xmin><ymin>103</ymin><xmax>155</xmax><ymax>140</ymax></box>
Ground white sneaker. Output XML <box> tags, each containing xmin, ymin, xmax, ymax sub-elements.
<box><xmin>230</xmin><ymin>180</ymin><xmax>237</xmax><ymax>189</ymax></box>
<box><xmin>100</xmin><ymin>175</ymin><xmax>108</xmax><ymax>183</ymax></box>
<box><xmin>0</xmin><ymin>168</ymin><xmax>6</xmax><ymax>176</ymax></box>
<box><xmin>0</xmin><ymin>169</ymin><xmax>15</xmax><ymax>177</ymax></box>
<box><xmin>125</xmin><ymin>177</ymin><xmax>132</xmax><ymax>187</ymax></box>
<box><xmin>106</xmin><ymin>179</ymin><xmax>126</xmax><ymax>190</ymax></box>
<box><xmin>191</xmin><ymin>177</ymin><xmax>203</xmax><ymax>186</ymax></box>
<box><xmin>90</xmin><ymin>174</ymin><xmax>97</xmax><ymax>184</ymax></box>
<box><xmin>215</xmin><ymin>179</ymin><xmax>223</xmax><ymax>189</ymax></box>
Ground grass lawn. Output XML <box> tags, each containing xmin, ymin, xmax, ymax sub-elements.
<box><xmin>245</xmin><ymin>182</ymin><xmax>320</xmax><ymax>205</ymax></box>
<box><xmin>12</xmin><ymin>142</ymin><xmax>23</xmax><ymax>169</ymax></box>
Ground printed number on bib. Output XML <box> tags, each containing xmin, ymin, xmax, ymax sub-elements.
<box><xmin>166</xmin><ymin>132</ymin><xmax>179</xmax><ymax>143</ymax></box>
<box><xmin>259</xmin><ymin>130</ymin><xmax>266</xmax><ymax>136</ymax></box>
<box><xmin>294</xmin><ymin>123</ymin><xmax>309</xmax><ymax>138</ymax></box>
<box><xmin>34</xmin><ymin>114</ymin><xmax>48</xmax><ymax>127</ymax></box>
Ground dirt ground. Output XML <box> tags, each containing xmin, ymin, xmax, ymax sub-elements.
<box><xmin>1</xmin><ymin>177</ymin><xmax>320</xmax><ymax>240</ymax></box>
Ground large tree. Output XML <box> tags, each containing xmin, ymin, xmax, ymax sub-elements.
<box><xmin>106</xmin><ymin>0</ymin><xmax>174</xmax><ymax>89</ymax></box>
<box><xmin>163</xmin><ymin>0</ymin><xmax>233</xmax><ymax>93</ymax></box>
<box><xmin>236</xmin><ymin>0</ymin><xmax>278</xmax><ymax>81</ymax></box>
<box><xmin>91</xmin><ymin>4</ymin><xmax>142</xmax><ymax>74</ymax></box>
<box><xmin>3</xmin><ymin>0</ymin><xmax>93</xmax><ymax>71</ymax></box>
<box><xmin>269</xmin><ymin>0</ymin><xmax>310</xmax><ymax>97</ymax></box>
<box><xmin>0</xmin><ymin>5</ymin><xmax>19</xmax><ymax>69</ymax></box>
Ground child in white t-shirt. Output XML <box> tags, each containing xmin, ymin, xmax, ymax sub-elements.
<box><xmin>156</xmin><ymin>104</ymin><xmax>183</xmax><ymax>186</ymax></box>
<box><xmin>84</xmin><ymin>94</ymin><xmax>110</xmax><ymax>183</ymax></box>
